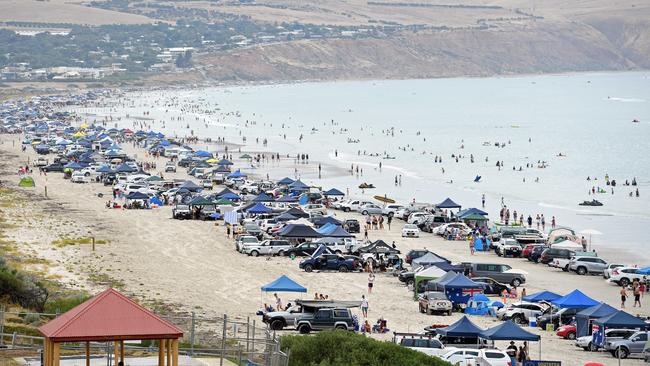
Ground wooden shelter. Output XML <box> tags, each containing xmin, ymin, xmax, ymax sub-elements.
<box><xmin>39</xmin><ymin>288</ymin><xmax>183</xmax><ymax>366</ymax></box>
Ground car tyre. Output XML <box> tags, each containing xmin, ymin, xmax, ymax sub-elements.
<box><xmin>577</xmin><ymin>267</ymin><xmax>587</xmax><ymax>275</ymax></box>
<box><xmin>589</xmin><ymin>342</ymin><xmax>598</xmax><ymax>352</ymax></box>
<box><xmin>251</xmin><ymin>250</ymin><xmax>259</xmax><ymax>257</ymax></box>
<box><xmin>277</xmin><ymin>250</ymin><xmax>285</xmax><ymax>257</ymax></box>
<box><xmin>362</xmin><ymin>210</ymin><xmax>368</xmax><ymax>215</ymax></box>
<box><xmin>298</xmin><ymin>324</ymin><xmax>311</xmax><ymax>334</ymax></box>
<box><xmin>270</xmin><ymin>319</ymin><xmax>284</xmax><ymax>331</ymax></box>
<box><xmin>620</xmin><ymin>278</ymin><xmax>630</xmax><ymax>287</ymax></box>
<box><xmin>344</xmin><ymin>207</ymin><xmax>350</xmax><ymax>212</ymax></box>
<box><xmin>447</xmin><ymin>310</ymin><xmax>452</xmax><ymax>316</ymax></box>
<box><xmin>338</xmin><ymin>266</ymin><xmax>349</xmax><ymax>273</ymax></box>
<box><xmin>407</xmin><ymin>279</ymin><xmax>414</xmax><ymax>287</ymax></box>
<box><xmin>335</xmin><ymin>325</ymin><xmax>347</xmax><ymax>331</ymax></box>
<box><xmin>567</xmin><ymin>332</ymin><xmax>576</xmax><ymax>340</ymax></box>
<box><xmin>511</xmin><ymin>278</ymin><xmax>522</xmax><ymax>287</ymax></box>
<box><xmin>615</xmin><ymin>347</ymin><xmax>629</xmax><ymax>359</ymax></box>
<box><xmin>304</xmin><ymin>264</ymin><xmax>313</xmax><ymax>272</ymax></box>
<box><xmin>512</xmin><ymin>314</ymin><xmax>525</xmax><ymax>324</ymax></box>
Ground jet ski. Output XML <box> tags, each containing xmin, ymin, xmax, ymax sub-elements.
<box><xmin>579</xmin><ymin>199</ymin><xmax>603</xmax><ymax>206</ymax></box>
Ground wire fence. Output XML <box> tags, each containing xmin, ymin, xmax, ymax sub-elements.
<box><xmin>0</xmin><ymin>306</ymin><xmax>288</xmax><ymax>366</ymax></box>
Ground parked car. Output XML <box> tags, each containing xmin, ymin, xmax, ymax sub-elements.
<box><xmin>235</xmin><ymin>235</ymin><xmax>259</xmax><ymax>252</ymax></box>
<box><xmin>382</xmin><ymin>204</ymin><xmax>404</xmax><ymax>217</ymax></box>
<box><xmin>242</xmin><ymin>240</ymin><xmax>291</xmax><ymax>256</ymax></box>
<box><xmin>304</xmin><ymin>204</ymin><xmax>328</xmax><ymax>216</ymax></box>
<box><xmin>284</xmin><ymin>242</ymin><xmax>323</xmax><ymax>257</ymax></box>
<box><xmin>569</xmin><ymin>256</ymin><xmax>608</xmax><ymax>275</ymax></box>
<box><xmin>472</xmin><ymin>277</ymin><xmax>511</xmax><ymax>296</ymax></box>
<box><xmin>537</xmin><ymin>307</ymin><xmax>579</xmax><ymax>329</ymax></box>
<box><xmin>405</xmin><ymin>249</ymin><xmax>429</xmax><ymax>264</ymax></box>
<box><xmin>418</xmin><ymin>291</ymin><xmax>453</xmax><ymax>315</ymax></box>
<box><xmin>164</xmin><ymin>162</ymin><xmax>176</xmax><ymax>172</ymax></box>
<box><xmin>539</xmin><ymin>248</ymin><xmax>575</xmax><ymax>264</ymax></box>
<box><xmin>43</xmin><ymin>162</ymin><xmax>65</xmax><ymax>172</ymax></box>
<box><xmin>604</xmin><ymin>330</ymin><xmax>648</xmax><ymax>359</ymax></box>
<box><xmin>358</xmin><ymin>203</ymin><xmax>383</xmax><ymax>215</ymax></box>
<box><xmin>464</xmin><ymin>263</ymin><xmax>526</xmax><ymax>287</ymax></box>
<box><xmin>556</xmin><ymin>324</ymin><xmax>577</xmax><ymax>340</ymax></box>
<box><xmin>575</xmin><ymin>328</ymin><xmax>635</xmax><ymax>352</ymax></box>
<box><xmin>201</xmin><ymin>179</ymin><xmax>213</xmax><ymax>189</ymax></box>
<box><xmin>294</xmin><ymin>308</ymin><xmax>355</xmax><ymax>334</ymax></box>
<box><xmin>528</xmin><ymin>245</ymin><xmax>547</xmax><ymax>263</ymax></box>
<box><xmin>495</xmin><ymin>238</ymin><xmax>522</xmax><ymax>257</ymax></box>
<box><xmin>172</xmin><ymin>204</ymin><xmax>191</xmax><ymax>219</ymax></box>
<box><xmin>71</xmin><ymin>171</ymin><xmax>91</xmax><ymax>183</ymax></box>
<box><xmin>442</xmin><ymin>349</ymin><xmax>511</xmax><ymax>366</ymax></box>
<box><xmin>299</xmin><ymin>254</ymin><xmax>360</xmax><ymax>272</ymax></box>
<box><xmin>342</xmin><ymin>219</ymin><xmax>360</xmax><ymax>233</ymax></box>
<box><xmin>340</xmin><ymin>200</ymin><xmax>372</xmax><ymax>212</ymax></box>
<box><xmin>263</xmin><ymin>300</ymin><xmax>356</xmax><ymax>330</ymax></box>
<box><xmin>609</xmin><ymin>267</ymin><xmax>647</xmax><ymax>286</ymax></box>
<box><xmin>243</xmin><ymin>222</ymin><xmax>263</xmax><ymax>239</ymax></box>
<box><xmin>603</xmin><ymin>263</ymin><xmax>627</xmax><ymax>279</ymax></box>
<box><xmin>497</xmin><ymin>301</ymin><xmax>547</xmax><ymax>324</ymax></box>
<box><xmin>407</xmin><ymin>212</ymin><xmax>430</xmax><ymax>225</ymax></box>
<box><xmin>420</xmin><ymin>215</ymin><xmax>449</xmax><ymax>233</ymax></box>
<box><xmin>434</xmin><ymin>223</ymin><xmax>471</xmax><ymax>237</ymax></box>
<box><xmin>395</xmin><ymin>334</ymin><xmax>450</xmax><ymax>357</ymax></box>
<box><xmin>522</xmin><ymin>244</ymin><xmax>544</xmax><ymax>258</ymax></box>
<box><xmin>401</xmin><ymin>224</ymin><xmax>420</xmax><ymax>238</ymax></box>
<box><xmin>312</xmin><ymin>237</ymin><xmax>349</xmax><ymax>254</ymax></box>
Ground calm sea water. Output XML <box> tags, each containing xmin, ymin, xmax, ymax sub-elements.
<box><xmin>81</xmin><ymin>72</ymin><xmax>650</xmax><ymax>262</ymax></box>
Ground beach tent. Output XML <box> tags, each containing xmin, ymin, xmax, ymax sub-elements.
<box><xmin>218</xmin><ymin>192</ymin><xmax>241</xmax><ymax>201</ymax></box>
<box><xmin>414</xmin><ymin>266</ymin><xmax>447</xmax><ymax>294</ymax></box>
<box><xmin>253</xmin><ymin>193</ymin><xmax>275</xmax><ymax>202</ymax></box>
<box><xmin>551</xmin><ymin>239</ymin><xmax>583</xmax><ymax>250</ymax></box>
<box><xmin>277</xmin><ymin>177</ymin><xmax>294</xmax><ymax>185</ymax></box>
<box><xmin>551</xmin><ymin>289</ymin><xmax>599</xmax><ymax>309</ymax></box>
<box><xmin>442</xmin><ymin>274</ymin><xmax>485</xmax><ymax>304</ymax></box>
<box><xmin>322</xmin><ymin>226</ymin><xmax>353</xmax><ymax>238</ymax></box>
<box><xmin>115</xmin><ymin>163</ymin><xmax>136</xmax><ymax>173</ymax></box>
<box><xmin>18</xmin><ymin>176</ymin><xmax>35</xmax><ymax>187</ymax></box>
<box><xmin>216</xmin><ymin>158</ymin><xmax>233</xmax><ymax>166</ymax></box>
<box><xmin>458</xmin><ymin>208</ymin><xmax>489</xmax><ymax>218</ymax></box>
<box><xmin>149</xmin><ymin>196</ymin><xmax>163</xmax><ymax>207</ymax></box>
<box><xmin>261</xmin><ymin>275</ymin><xmax>307</xmax><ymax>293</ymax></box>
<box><xmin>283</xmin><ymin>207</ymin><xmax>310</xmax><ymax>219</ymax></box>
<box><xmin>194</xmin><ymin>150</ymin><xmax>212</xmax><ymax>158</ymax></box>
<box><xmin>430</xmin><ymin>261</ymin><xmax>464</xmax><ymax>273</ymax></box>
<box><xmin>358</xmin><ymin>240</ymin><xmax>400</xmax><ymax>255</ymax></box>
<box><xmin>126</xmin><ymin>192</ymin><xmax>149</xmax><ymax>200</ymax></box>
<box><xmin>189</xmin><ymin>196</ymin><xmax>214</xmax><ymax>206</ymax></box>
<box><xmin>575</xmin><ymin>303</ymin><xmax>617</xmax><ymax>337</ymax></box>
<box><xmin>437</xmin><ymin>198</ymin><xmax>461</xmax><ymax>209</ymax></box>
<box><xmin>479</xmin><ymin>320</ymin><xmax>540</xmax><ymax>341</ymax></box>
<box><xmin>412</xmin><ymin>252</ymin><xmax>449</xmax><ymax>267</ymax></box>
<box><xmin>522</xmin><ymin>290</ymin><xmax>562</xmax><ymax>303</ymax></box>
<box><xmin>214</xmin><ymin>165</ymin><xmax>231</xmax><ymax>174</ymax></box>
<box><xmin>277</xmin><ymin>224</ymin><xmax>322</xmax><ymax>238</ymax></box>
<box><xmin>288</xmin><ymin>180</ymin><xmax>309</xmax><ymax>191</ymax></box>
<box><xmin>247</xmin><ymin>203</ymin><xmax>272</xmax><ymax>214</ymax></box>
<box><xmin>96</xmin><ymin>165</ymin><xmax>114</xmax><ymax>173</ymax></box>
<box><xmin>323</xmin><ymin>188</ymin><xmax>345</xmax><ymax>196</ymax></box>
<box><xmin>312</xmin><ymin>216</ymin><xmax>342</xmax><ymax>227</ymax></box>
<box><xmin>227</xmin><ymin>170</ymin><xmax>247</xmax><ymax>178</ymax></box>
<box><xmin>276</xmin><ymin>195</ymin><xmax>298</xmax><ymax>203</ymax></box>
<box><xmin>179</xmin><ymin>180</ymin><xmax>202</xmax><ymax>192</ymax></box>
<box><xmin>436</xmin><ymin>316</ymin><xmax>483</xmax><ymax>338</ymax></box>
<box><xmin>316</xmin><ymin>223</ymin><xmax>337</xmax><ymax>235</ymax></box>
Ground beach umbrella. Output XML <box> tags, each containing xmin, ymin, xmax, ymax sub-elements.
<box><xmin>194</xmin><ymin>150</ymin><xmax>212</xmax><ymax>158</ymax></box>
<box><xmin>579</xmin><ymin>229</ymin><xmax>602</xmax><ymax>251</ymax></box>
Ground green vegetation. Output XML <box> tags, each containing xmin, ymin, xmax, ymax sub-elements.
<box><xmin>52</xmin><ymin>236</ymin><xmax>109</xmax><ymax>247</ymax></box>
<box><xmin>0</xmin><ymin>256</ymin><xmax>49</xmax><ymax>311</ymax></box>
<box><xmin>281</xmin><ymin>331</ymin><xmax>452</xmax><ymax>366</ymax></box>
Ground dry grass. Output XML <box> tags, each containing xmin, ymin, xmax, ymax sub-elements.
<box><xmin>0</xmin><ymin>0</ymin><xmax>155</xmax><ymax>25</ymax></box>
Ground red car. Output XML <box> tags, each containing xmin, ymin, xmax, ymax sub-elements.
<box><xmin>556</xmin><ymin>324</ymin><xmax>576</xmax><ymax>340</ymax></box>
<box><xmin>522</xmin><ymin>244</ymin><xmax>544</xmax><ymax>258</ymax></box>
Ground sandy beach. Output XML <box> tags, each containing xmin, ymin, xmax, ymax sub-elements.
<box><xmin>1</xmin><ymin>131</ymin><xmax>648</xmax><ymax>365</ymax></box>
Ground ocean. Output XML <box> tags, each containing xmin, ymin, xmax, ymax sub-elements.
<box><xmin>77</xmin><ymin>71</ymin><xmax>650</xmax><ymax>263</ymax></box>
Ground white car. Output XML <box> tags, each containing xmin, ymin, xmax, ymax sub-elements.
<box><xmin>71</xmin><ymin>171</ymin><xmax>91</xmax><ymax>183</ymax></box>
<box><xmin>434</xmin><ymin>222</ymin><xmax>471</xmax><ymax>237</ymax></box>
<box><xmin>441</xmin><ymin>349</ymin><xmax>511</xmax><ymax>366</ymax></box>
<box><xmin>609</xmin><ymin>267</ymin><xmax>646</xmax><ymax>286</ymax></box>
<box><xmin>331</xmin><ymin>199</ymin><xmax>349</xmax><ymax>210</ymax></box>
<box><xmin>398</xmin><ymin>337</ymin><xmax>451</xmax><ymax>357</ymax></box>
<box><xmin>358</xmin><ymin>203</ymin><xmax>383</xmax><ymax>215</ymax></box>
<box><xmin>407</xmin><ymin>212</ymin><xmax>430</xmax><ymax>225</ymax></box>
<box><xmin>242</xmin><ymin>239</ymin><xmax>291</xmax><ymax>257</ymax></box>
<box><xmin>603</xmin><ymin>263</ymin><xmax>626</xmax><ymax>279</ymax></box>
<box><xmin>340</xmin><ymin>200</ymin><xmax>372</xmax><ymax>212</ymax></box>
<box><xmin>382</xmin><ymin>204</ymin><xmax>404</xmax><ymax>217</ymax></box>
<box><xmin>303</xmin><ymin>204</ymin><xmax>327</xmax><ymax>215</ymax></box>
<box><xmin>497</xmin><ymin>301</ymin><xmax>547</xmax><ymax>324</ymax></box>
<box><xmin>575</xmin><ymin>328</ymin><xmax>636</xmax><ymax>352</ymax></box>
<box><xmin>402</xmin><ymin>224</ymin><xmax>420</xmax><ymax>238</ymax></box>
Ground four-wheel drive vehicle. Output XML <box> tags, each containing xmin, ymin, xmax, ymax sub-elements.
<box><xmin>43</xmin><ymin>162</ymin><xmax>65</xmax><ymax>172</ymax></box>
<box><xmin>172</xmin><ymin>204</ymin><xmax>191</xmax><ymax>219</ymax></box>
<box><xmin>295</xmin><ymin>308</ymin><xmax>355</xmax><ymax>334</ymax></box>
<box><xmin>420</xmin><ymin>215</ymin><xmax>449</xmax><ymax>233</ymax></box>
<box><xmin>464</xmin><ymin>263</ymin><xmax>526</xmax><ymax>287</ymax></box>
<box><xmin>312</xmin><ymin>237</ymin><xmax>355</xmax><ymax>254</ymax></box>
<box><xmin>358</xmin><ymin>203</ymin><xmax>383</xmax><ymax>215</ymax></box>
<box><xmin>569</xmin><ymin>256</ymin><xmax>608</xmax><ymax>275</ymax></box>
<box><xmin>304</xmin><ymin>204</ymin><xmax>327</xmax><ymax>215</ymax></box>
<box><xmin>340</xmin><ymin>200</ymin><xmax>372</xmax><ymax>212</ymax></box>
<box><xmin>263</xmin><ymin>300</ymin><xmax>359</xmax><ymax>330</ymax></box>
<box><xmin>536</xmin><ymin>307</ymin><xmax>579</xmax><ymax>329</ymax></box>
<box><xmin>401</xmin><ymin>224</ymin><xmax>420</xmax><ymax>238</ymax></box>
<box><xmin>299</xmin><ymin>254</ymin><xmax>360</xmax><ymax>272</ymax></box>
<box><xmin>418</xmin><ymin>291</ymin><xmax>453</xmax><ymax>315</ymax></box>
<box><xmin>382</xmin><ymin>204</ymin><xmax>404</xmax><ymax>217</ymax></box>
<box><xmin>497</xmin><ymin>301</ymin><xmax>547</xmax><ymax>324</ymax></box>
<box><xmin>407</xmin><ymin>212</ymin><xmax>430</xmax><ymax>225</ymax></box>
<box><xmin>33</xmin><ymin>157</ymin><xmax>49</xmax><ymax>167</ymax></box>
<box><xmin>284</xmin><ymin>242</ymin><xmax>323</xmax><ymax>257</ymax></box>
<box><xmin>342</xmin><ymin>219</ymin><xmax>360</xmax><ymax>233</ymax></box>
<box><xmin>603</xmin><ymin>263</ymin><xmax>626</xmax><ymax>279</ymax></box>
<box><xmin>442</xmin><ymin>349</ymin><xmax>511</xmax><ymax>366</ymax></box>
<box><xmin>71</xmin><ymin>171</ymin><xmax>91</xmax><ymax>183</ymax></box>
<box><xmin>608</xmin><ymin>267</ymin><xmax>646</xmax><ymax>287</ymax></box>
<box><xmin>396</xmin><ymin>336</ymin><xmax>450</xmax><ymax>357</ymax></box>
<box><xmin>528</xmin><ymin>245</ymin><xmax>547</xmax><ymax>263</ymax></box>
<box><xmin>471</xmin><ymin>277</ymin><xmax>511</xmax><ymax>296</ymax></box>
<box><xmin>539</xmin><ymin>248</ymin><xmax>574</xmax><ymax>264</ymax></box>
<box><xmin>164</xmin><ymin>162</ymin><xmax>176</xmax><ymax>172</ymax></box>
<box><xmin>235</xmin><ymin>235</ymin><xmax>259</xmax><ymax>252</ymax></box>
<box><xmin>495</xmin><ymin>238</ymin><xmax>522</xmax><ymax>257</ymax></box>
<box><xmin>604</xmin><ymin>331</ymin><xmax>648</xmax><ymax>359</ymax></box>
<box><xmin>405</xmin><ymin>249</ymin><xmax>430</xmax><ymax>264</ymax></box>
<box><xmin>575</xmin><ymin>328</ymin><xmax>635</xmax><ymax>352</ymax></box>
<box><xmin>243</xmin><ymin>223</ymin><xmax>263</xmax><ymax>239</ymax></box>
<box><xmin>242</xmin><ymin>240</ymin><xmax>291</xmax><ymax>256</ymax></box>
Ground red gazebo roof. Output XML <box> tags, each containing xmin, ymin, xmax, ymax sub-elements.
<box><xmin>39</xmin><ymin>288</ymin><xmax>183</xmax><ymax>342</ymax></box>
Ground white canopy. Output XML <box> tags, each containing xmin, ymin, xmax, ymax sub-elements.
<box><xmin>551</xmin><ymin>239</ymin><xmax>583</xmax><ymax>250</ymax></box>
<box><xmin>415</xmin><ymin>266</ymin><xmax>447</xmax><ymax>280</ymax></box>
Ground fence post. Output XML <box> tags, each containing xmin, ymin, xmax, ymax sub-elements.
<box><xmin>251</xmin><ymin>320</ymin><xmax>256</xmax><ymax>361</ymax></box>
<box><xmin>190</xmin><ymin>311</ymin><xmax>196</xmax><ymax>357</ymax></box>
<box><xmin>238</xmin><ymin>343</ymin><xmax>242</xmax><ymax>365</ymax></box>
<box><xmin>264</xmin><ymin>330</ymin><xmax>271</xmax><ymax>366</ymax></box>
<box><xmin>0</xmin><ymin>305</ymin><xmax>5</xmax><ymax>346</ymax></box>
<box><xmin>220</xmin><ymin>314</ymin><xmax>227</xmax><ymax>366</ymax></box>
<box><xmin>245</xmin><ymin>317</ymin><xmax>250</xmax><ymax>354</ymax></box>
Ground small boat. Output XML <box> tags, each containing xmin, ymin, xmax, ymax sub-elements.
<box><xmin>374</xmin><ymin>195</ymin><xmax>395</xmax><ymax>204</ymax></box>
<box><xmin>383</xmin><ymin>156</ymin><xmax>396</xmax><ymax>160</ymax></box>
<box><xmin>579</xmin><ymin>199</ymin><xmax>603</xmax><ymax>206</ymax></box>
<box><xmin>359</xmin><ymin>183</ymin><xmax>375</xmax><ymax>189</ymax></box>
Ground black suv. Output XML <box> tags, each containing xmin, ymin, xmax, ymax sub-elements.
<box><xmin>405</xmin><ymin>249</ymin><xmax>429</xmax><ymax>264</ymax></box>
<box><xmin>528</xmin><ymin>245</ymin><xmax>546</xmax><ymax>263</ymax></box>
<box><xmin>295</xmin><ymin>308</ymin><xmax>356</xmax><ymax>334</ymax></box>
<box><xmin>537</xmin><ymin>307</ymin><xmax>579</xmax><ymax>329</ymax></box>
<box><xmin>343</xmin><ymin>219</ymin><xmax>360</xmax><ymax>233</ymax></box>
<box><xmin>539</xmin><ymin>248</ymin><xmax>574</xmax><ymax>264</ymax></box>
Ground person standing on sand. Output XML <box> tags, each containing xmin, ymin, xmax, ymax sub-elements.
<box><xmin>633</xmin><ymin>280</ymin><xmax>642</xmax><ymax>307</ymax></box>
<box><xmin>361</xmin><ymin>295</ymin><xmax>369</xmax><ymax>317</ymax></box>
<box><xmin>368</xmin><ymin>273</ymin><xmax>375</xmax><ymax>294</ymax></box>
<box><xmin>521</xmin><ymin>288</ymin><xmax>527</xmax><ymax>300</ymax></box>
<box><xmin>551</xmin><ymin>216</ymin><xmax>556</xmax><ymax>229</ymax></box>
<box><xmin>541</xmin><ymin>214</ymin><xmax>546</xmax><ymax>231</ymax></box>
<box><xmin>620</xmin><ymin>286</ymin><xmax>628</xmax><ymax>308</ymax></box>
<box><xmin>469</xmin><ymin>237</ymin><xmax>475</xmax><ymax>255</ymax></box>
<box><xmin>482</xmin><ymin>194</ymin><xmax>486</xmax><ymax>208</ymax></box>
<box><xmin>387</xmin><ymin>215</ymin><xmax>392</xmax><ymax>230</ymax></box>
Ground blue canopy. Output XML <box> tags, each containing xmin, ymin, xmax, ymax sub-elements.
<box><xmin>253</xmin><ymin>193</ymin><xmax>275</xmax><ymax>202</ymax></box>
<box><xmin>277</xmin><ymin>177</ymin><xmax>294</xmax><ymax>185</ymax></box>
<box><xmin>479</xmin><ymin>320</ymin><xmax>540</xmax><ymax>341</ymax></box>
<box><xmin>313</xmin><ymin>216</ymin><xmax>342</xmax><ymax>227</ymax></box>
<box><xmin>593</xmin><ymin>310</ymin><xmax>650</xmax><ymax>329</ymax></box>
<box><xmin>96</xmin><ymin>165</ymin><xmax>114</xmax><ymax>173</ymax></box>
<box><xmin>261</xmin><ymin>275</ymin><xmax>307</xmax><ymax>293</ymax></box>
<box><xmin>126</xmin><ymin>192</ymin><xmax>149</xmax><ymax>200</ymax></box>
<box><xmin>216</xmin><ymin>158</ymin><xmax>233</xmax><ymax>166</ymax></box>
<box><xmin>116</xmin><ymin>163</ymin><xmax>137</xmax><ymax>173</ymax></box>
<box><xmin>276</xmin><ymin>213</ymin><xmax>298</xmax><ymax>221</ymax></box>
<box><xmin>149</xmin><ymin>196</ymin><xmax>163</xmax><ymax>206</ymax></box>
<box><xmin>195</xmin><ymin>150</ymin><xmax>212</xmax><ymax>157</ymax></box>
<box><xmin>276</xmin><ymin>195</ymin><xmax>298</xmax><ymax>202</ymax></box>
<box><xmin>317</xmin><ymin>223</ymin><xmax>337</xmax><ymax>235</ymax></box>
<box><xmin>522</xmin><ymin>290</ymin><xmax>563</xmax><ymax>303</ymax></box>
<box><xmin>247</xmin><ymin>203</ymin><xmax>272</xmax><ymax>214</ymax></box>
<box><xmin>220</xmin><ymin>192</ymin><xmax>241</xmax><ymax>200</ymax></box>
<box><xmin>179</xmin><ymin>180</ymin><xmax>202</xmax><ymax>192</ymax></box>
<box><xmin>636</xmin><ymin>267</ymin><xmax>650</xmax><ymax>275</ymax></box>
<box><xmin>227</xmin><ymin>170</ymin><xmax>247</xmax><ymax>178</ymax></box>
<box><xmin>323</xmin><ymin>188</ymin><xmax>345</xmax><ymax>196</ymax></box>
<box><xmin>576</xmin><ymin>303</ymin><xmax>618</xmax><ymax>337</ymax></box>
<box><xmin>64</xmin><ymin>162</ymin><xmax>83</xmax><ymax>169</ymax></box>
<box><xmin>551</xmin><ymin>289</ymin><xmax>599</xmax><ymax>309</ymax></box>
<box><xmin>442</xmin><ymin>274</ymin><xmax>485</xmax><ymax>304</ymax></box>
<box><xmin>289</xmin><ymin>180</ymin><xmax>309</xmax><ymax>190</ymax></box>
<box><xmin>215</xmin><ymin>165</ymin><xmax>231</xmax><ymax>173</ymax></box>
<box><xmin>437</xmin><ymin>198</ymin><xmax>461</xmax><ymax>209</ymax></box>
<box><xmin>437</xmin><ymin>316</ymin><xmax>483</xmax><ymax>337</ymax></box>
